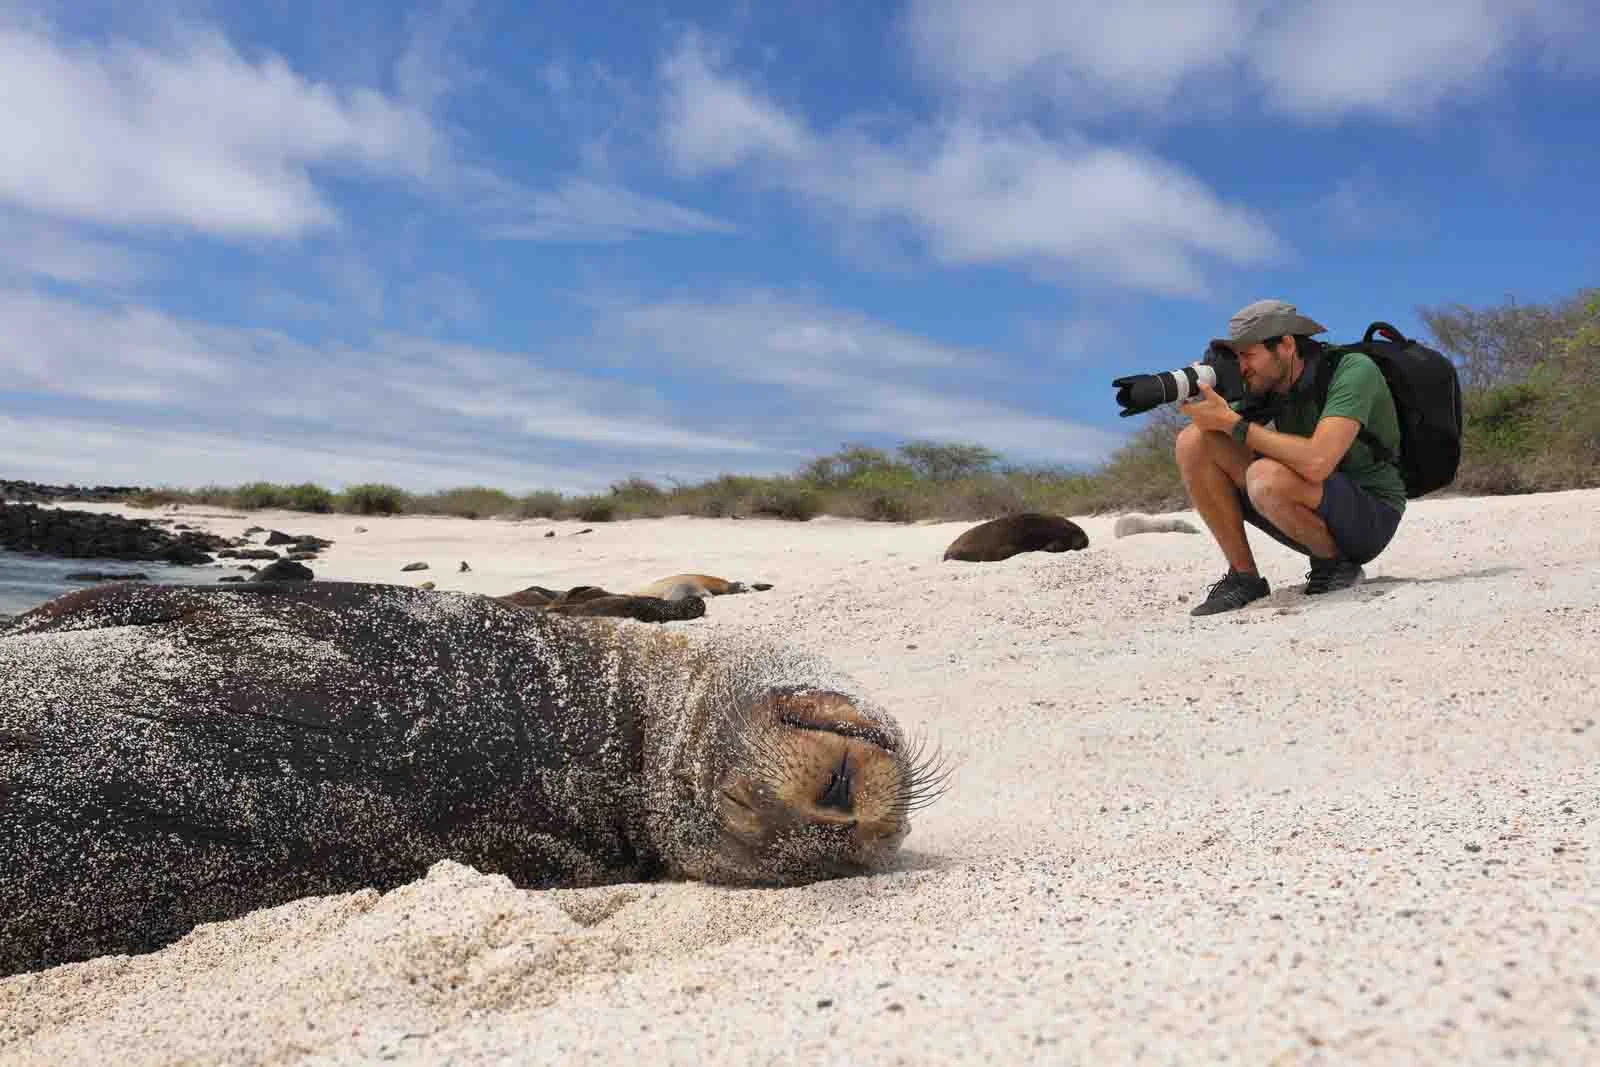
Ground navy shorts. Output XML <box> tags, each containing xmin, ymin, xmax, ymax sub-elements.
<box><xmin>1238</xmin><ymin>470</ymin><xmax>1402</xmax><ymax>566</ymax></box>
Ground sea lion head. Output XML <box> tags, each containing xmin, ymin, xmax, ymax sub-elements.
<box><xmin>643</xmin><ymin>642</ymin><xmax>949</xmax><ymax>887</ymax></box>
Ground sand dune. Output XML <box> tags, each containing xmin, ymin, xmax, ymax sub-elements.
<box><xmin>3</xmin><ymin>491</ymin><xmax>1597</xmax><ymax>1064</ymax></box>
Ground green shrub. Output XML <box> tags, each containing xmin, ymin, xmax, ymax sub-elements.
<box><xmin>411</xmin><ymin>486</ymin><xmax>517</xmax><ymax>519</ymax></box>
<box><xmin>571</xmin><ymin>496</ymin><xmax>616</xmax><ymax>522</ymax></box>
<box><xmin>516</xmin><ymin>491</ymin><xmax>564</xmax><ymax>518</ymax></box>
<box><xmin>232</xmin><ymin>482</ymin><xmax>286</xmax><ymax>510</ymax></box>
<box><xmin>283</xmin><ymin>482</ymin><xmax>334</xmax><ymax>513</ymax></box>
<box><xmin>339</xmin><ymin>483</ymin><xmax>409</xmax><ymax>515</ymax></box>
<box><xmin>745</xmin><ymin>482</ymin><xmax>822</xmax><ymax>521</ymax></box>
<box><xmin>897</xmin><ymin>441</ymin><xmax>999</xmax><ymax>482</ymax></box>
<box><xmin>608</xmin><ymin>477</ymin><xmax>669</xmax><ymax>518</ymax></box>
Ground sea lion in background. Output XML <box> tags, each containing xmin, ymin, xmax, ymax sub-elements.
<box><xmin>496</xmin><ymin>584</ymin><xmax>706</xmax><ymax>624</ymax></box>
<box><xmin>1113</xmin><ymin>513</ymin><xmax>1200</xmax><ymax>538</ymax></box>
<box><xmin>941</xmin><ymin>512</ymin><xmax>1090</xmax><ymax>563</ymax></box>
<box><xmin>633</xmin><ymin>573</ymin><xmax>775</xmax><ymax>601</ymax></box>
<box><xmin>0</xmin><ymin>581</ymin><xmax>946</xmax><ymax>977</ymax></box>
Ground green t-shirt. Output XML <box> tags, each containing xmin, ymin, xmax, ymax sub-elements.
<box><xmin>1250</xmin><ymin>351</ymin><xmax>1408</xmax><ymax>514</ymax></box>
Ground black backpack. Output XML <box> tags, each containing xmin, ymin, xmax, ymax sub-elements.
<box><xmin>1312</xmin><ymin>321</ymin><xmax>1464</xmax><ymax>499</ymax></box>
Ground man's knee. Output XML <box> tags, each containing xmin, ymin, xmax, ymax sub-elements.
<box><xmin>1175</xmin><ymin>424</ymin><xmax>1213</xmax><ymax>471</ymax></box>
<box><xmin>1244</xmin><ymin>458</ymin><xmax>1297</xmax><ymax>509</ymax></box>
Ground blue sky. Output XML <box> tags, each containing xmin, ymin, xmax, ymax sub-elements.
<box><xmin>2</xmin><ymin>0</ymin><xmax>1596</xmax><ymax>494</ymax></box>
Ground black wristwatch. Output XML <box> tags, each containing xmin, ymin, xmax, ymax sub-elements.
<box><xmin>1230</xmin><ymin>416</ymin><xmax>1251</xmax><ymax>445</ymax></box>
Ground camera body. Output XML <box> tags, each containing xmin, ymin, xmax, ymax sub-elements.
<box><xmin>1112</xmin><ymin>341</ymin><xmax>1256</xmax><ymax>419</ymax></box>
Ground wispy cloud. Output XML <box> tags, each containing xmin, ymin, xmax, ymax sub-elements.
<box><xmin>479</xmin><ymin>176</ymin><xmax>738</xmax><ymax>242</ymax></box>
<box><xmin>0</xmin><ymin>413</ymin><xmax>633</xmax><ymax>497</ymax></box>
<box><xmin>657</xmin><ymin>34</ymin><xmax>1283</xmax><ymax>296</ymax></box>
<box><xmin>900</xmin><ymin>0</ymin><xmax>1599</xmax><ymax>121</ymax></box>
<box><xmin>0</xmin><ymin>213</ymin><xmax>158</xmax><ymax>288</ymax></box>
<box><xmin>0</xmin><ymin>16</ymin><xmax>438</xmax><ymax>239</ymax></box>
<box><xmin>601</xmin><ymin>291</ymin><xmax>1125</xmax><ymax>465</ymax></box>
<box><xmin>0</xmin><ymin>288</ymin><xmax>772</xmax><ymax>492</ymax></box>
<box><xmin>1316</xmin><ymin>167</ymin><xmax>1430</xmax><ymax>242</ymax></box>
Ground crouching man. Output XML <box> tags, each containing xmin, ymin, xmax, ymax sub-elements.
<box><xmin>1176</xmin><ymin>299</ymin><xmax>1407</xmax><ymax>617</ymax></box>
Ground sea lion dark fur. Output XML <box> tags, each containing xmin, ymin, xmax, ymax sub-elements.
<box><xmin>495</xmin><ymin>584</ymin><xmax>706</xmax><ymax>623</ymax></box>
<box><xmin>0</xmin><ymin>581</ymin><xmax>947</xmax><ymax>977</ymax></box>
<box><xmin>941</xmin><ymin>512</ymin><xmax>1090</xmax><ymax>563</ymax></box>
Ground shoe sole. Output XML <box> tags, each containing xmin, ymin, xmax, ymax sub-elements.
<box><xmin>1305</xmin><ymin>568</ymin><xmax>1365</xmax><ymax>595</ymax></box>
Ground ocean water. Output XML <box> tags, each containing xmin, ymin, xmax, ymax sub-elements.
<box><xmin>0</xmin><ymin>550</ymin><xmax>254</xmax><ymax>619</ymax></box>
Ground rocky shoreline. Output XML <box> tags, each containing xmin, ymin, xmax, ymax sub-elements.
<box><xmin>1</xmin><ymin>502</ymin><xmax>230</xmax><ymax>564</ymax></box>
<box><xmin>0</xmin><ymin>480</ymin><xmax>147</xmax><ymax>504</ymax></box>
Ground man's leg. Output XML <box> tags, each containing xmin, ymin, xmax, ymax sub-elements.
<box><xmin>1175</xmin><ymin>425</ymin><xmax>1273</xmax><ymax>616</ymax></box>
<box><xmin>1175</xmin><ymin>425</ymin><xmax>1258</xmax><ymax>573</ymax></box>
<box><xmin>1241</xmin><ymin>459</ymin><xmax>1339</xmax><ymax>559</ymax></box>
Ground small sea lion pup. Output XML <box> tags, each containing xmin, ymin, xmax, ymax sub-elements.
<box><xmin>0</xmin><ymin>581</ymin><xmax>948</xmax><ymax>977</ymax></box>
<box><xmin>942</xmin><ymin>512</ymin><xmax>1089</xmax><ymax>563</ymax></box>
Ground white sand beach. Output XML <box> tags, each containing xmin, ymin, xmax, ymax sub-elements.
<box><xmin>2</xmin><ymin>491</ymin><xmax>1597</xmax><ymax>1064</ymax></box>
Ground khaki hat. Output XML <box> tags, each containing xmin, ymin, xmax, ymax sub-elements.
<box><xmin>1212</xmin><ymin>299</ymin><xmax>1327</xmax><ymax>352</ymax></box>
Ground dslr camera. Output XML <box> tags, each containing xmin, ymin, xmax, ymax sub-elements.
<box><xmin>1111</xmin><ymin>341</ymin><xmax>1267</xmax><ymax>420</ymax></box>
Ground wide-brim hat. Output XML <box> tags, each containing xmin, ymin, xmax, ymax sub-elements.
<box><xmin>1211</xmin><ymin>299</ymin><xmax>1327</xmax><ymax>352</ymax></box>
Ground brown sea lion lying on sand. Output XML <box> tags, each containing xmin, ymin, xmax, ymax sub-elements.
<box><xmin>497</xmin><ymin>584</ymin><xmax>707</xmax><ymax>623</ymax></box>
<box><xmin>0</xmin><ymin>580</ymin><xmax>948</xmax><ymax>977</ymax></box>
<box><xmin>632</xmin><ymin>573</ymin><xmax>775</xmax><ymax>601</ymax></box>
<box><xmin>942</xmin><ymin>512</ymin><xmax>1090</xmax><ymax>562</ymax></box>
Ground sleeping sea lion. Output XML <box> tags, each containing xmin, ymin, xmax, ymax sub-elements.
<box><xmin>495</xmin><ymin>584</ymin><xmax>706</xmax><ymax>623</ymax></box>
<box><xmin>1113</xmin><ymin>513</ymin><xmax>1200</xmax><ymax>538</ymax></box>
<box><xmin>941</xmin><ymin>512</ymin><xmax>1090</xmax><ymax>563</ymax></box>
<box><xmin>632</xmin><ymin>574</ymin><xmax>774</xmax><ymax>601</ymax></box>
<box><xmin>0</xmin><ymin>581</ymin><xmax>947</xmax><ymax>977</ymax></box>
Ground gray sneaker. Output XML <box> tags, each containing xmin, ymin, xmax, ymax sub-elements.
<box><xmin>1190</xmin><ymin>570</ymin><xmax>1270</xmax><ymax>616</ymax></box>
<box><xmin>1305</xmin><ymin>558</ymin><xmax>1364</xmax><ymax>595</ymax></box>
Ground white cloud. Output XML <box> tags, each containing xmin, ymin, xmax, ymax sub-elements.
<box><xmin>0</xmin><ymin>289</ymin><xmax>772</xmax><ymax>492</ymax></box>
<box><xmin>614</xmin><ymin>292</ymin><xmax>975</xmax><ymax>381</ymax></box>
<box><xmin>900</xmin><ymin>0</ymin><xmax>1598</xmax><ymax>121</ymax></box>
<box><xmin>603</xmin><ymin>292</ymin><xmax>1124</xmax><ymax>465</ymax></box>
<box><xmin>1316</xmin><ymin>167</ymin><xmax>1429</xmax><ymax>242</ymax></box>
<box><xmin>661</xmin><ymin>32</ymin><xmax>815</xmax><ymax>175</ymax></box>
<box><xmin>0</xmin><ymin>16</ymin><xmax>438</xmax><ymax>239</ymax></box>
<box><xmin>0</xmin><ymin>291</ymin><xmax>234</xmax><ymax>403</ymax></box>
<box><xmin>657</xmin><ymin>36</ymin><xmax>1282</xmax><ymax>295</ymax></box>
<box><xmin>482</xmin><ymin>177</ymin><xmax>738</xmax><ymax>242</ymax></box>
<box><xmin>0</xmin><ymin>413</ymin><xmax>625</xmax><ymax>497</ymax></box>
<box><xmin>0</xmin><ymin>214</ymin><xmax>157</xmax><ymax>287</ymax></box>
<box><xmin>900</xmin><ymin>0</ymin><xmax>1259</xmax><ymax>112</ymax></box>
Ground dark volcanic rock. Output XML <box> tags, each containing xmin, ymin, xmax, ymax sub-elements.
<box><xmin>253</xmin><ymin>560</ymin><xmax>313</xmax><ymax>582</ymax></box>
<box><xmin>0</xmin><ymin>502</ymin><xmax>228</xmax><ymax>564</ymax></box>
<box><xmin>0</xmin><ymin>480</ymin><xmax>147</xmax><ymax>504</ymax></box>
<box><xmin>264</xmin><ymin>530</ymin><xmax>295</xmax><ymax>546</ymax></box>
<box><xmin>62</xmin><ymin>572</ymin><xmax>150</xmax><ymax>583</ymax></box>
<box><xmin>232</xmin><ymin>549</ymin><xmax>281</xmax><ymax>561</ymax></box>
<box><xmin>401</xmin><ymin>562</ymin><xmax>429</xmax><ymax>572</ymax></box>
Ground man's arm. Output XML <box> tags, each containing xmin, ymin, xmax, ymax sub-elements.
<box><xmin>1235</xmin><ymin>414</ymin><xmax>1360</xmax><ymax>485</ymax></box>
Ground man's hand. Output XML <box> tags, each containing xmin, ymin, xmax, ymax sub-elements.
<box><xmin>1179</xmin><ymin>382</ymin><xmax>1241</xmax><ymax>435</ymax></box>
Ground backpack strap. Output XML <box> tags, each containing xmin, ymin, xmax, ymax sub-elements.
<box><xmin>1311</xmin><ymin>339</ymin><xmax>1394</xmax><ymax>464</ymax></box>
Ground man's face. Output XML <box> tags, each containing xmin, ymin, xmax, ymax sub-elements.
<box><xmin>1234</xmin><ymin>336</ymin><xmax>1295</xmax><ymax>396</ymax></box>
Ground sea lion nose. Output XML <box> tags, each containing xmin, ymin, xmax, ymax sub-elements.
<box><xmin>817</xmin><ymin>752</ymin><xmax>852</xmax><ymax>812</ymax></box>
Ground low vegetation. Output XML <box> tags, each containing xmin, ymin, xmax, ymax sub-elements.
<box><xmin>120</xmin><ymin>286</ymin><xmax>1598</xmax><ymax>522</ymax></box>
